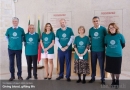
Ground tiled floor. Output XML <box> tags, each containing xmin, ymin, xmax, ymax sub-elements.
<box><xmin>0</xmin><ymin>67</ymin><xmax>130</xmax><ymax>80</ymax></box>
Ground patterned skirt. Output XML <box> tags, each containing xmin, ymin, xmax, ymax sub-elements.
<box><xmin>74</xmin><ymin>59</ymin><xmax>90</xmax><ymax>75</ymax></box>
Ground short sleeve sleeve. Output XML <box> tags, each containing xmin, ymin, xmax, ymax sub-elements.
<box><xmin>5</xmin><ymin>29</ymin><xmax>9</xmax><ymax>36</ymax></box>
<box><xmin>73</xmin><ymin>37</ymin><xmax>77</xmax><ymax>46</ymax></box>
<box><xmin>52</xmin><ymin>32</ymin><xmax>55</xmax><ymax>40</ymax></box>
<box><xmin>22</xmin><ymin>28</ymin><xmax>25</xmax><ymax>36</ymax></box>
<box><xmin>104</xmin><ymin>36</ymin><xmax>107</xmax><ymax>44</ymax></box>
<box><xmin>56</xmin><ymin>29</ymin><xmax>59</xmax><ymax>38</ymax></box>
<box><xmin>104</xmin><ymin>27</ymin><xmax>107</xmax><ymax>36</ymax></box>
<box><xmin>70</xmin><ymin>28</ymin><xmax>74</xmax><ymax>36</ymax></box>
<box><xmin>88</xmin><ymin>29</ymin><xmax>91</xmax><ymax>37</ymax></box>
<box><xmin>120</xmin><ymin>34</ymin><xmax>125</xmax><ymax>44</ymax></box>
<box><xmin>86</xmin><ymin>36</ymin><xmax>90</xmax><ymax>45</ymax></box>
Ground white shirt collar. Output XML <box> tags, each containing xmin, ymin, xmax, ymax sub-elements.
<box><xmin>12</xmin><ymin>26</ymin><xmax>19</xmax><ymax>29</ymax></box>
<box><xmin>61</xmin><ymin>26</ymin><xmax>67</xmax><ymax>30</ymax></box>
<box><xmin>93</xmin><ymin>25</ymin><xmax>100</xmax><ymax>29</ymax></box>
<box><xmin>29</xmin><ymin>32</ymin><xmax>35</xmax><ymax>35</ymax></box>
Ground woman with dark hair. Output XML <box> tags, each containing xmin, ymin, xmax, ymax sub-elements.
<box><xmin>105</xmin><ymin>23</ymin><xmax>125</xmax><ymax>88</ymax></box>
<box><xmin>40</xmin><ymin>23</ymin><xmax>55</xmax><ymax>80</ymax></box>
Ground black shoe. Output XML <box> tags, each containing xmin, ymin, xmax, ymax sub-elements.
<box><xmin>88</xmin><ymin>79</ymin><xmax>95</xmax><ymax>83</ymax></box>
<box><xmin>9</xmin><ymin>77</ymin><xmax>15</xmax><ymax>81</ymax></box>
<box><xmin>56</xmin><ymin>76</ymin><xmax>63</xmax><ymax>80</ymax></box>
<box><xmin>111</xmin><ymin>79</ymin><xmax>116</xmax><ymax>88</ymax></box>
<box><xmin>44</xmin><ymin>77</ymin><xmax>48</xmax><ymax>80</ymax></box>
<box><xmin>67</xmin><ymin>78</ymin><xmax>71</xmax><ymax>82</ymax></box>
<box><xmin>18</xmin><ymin>77</ymin><xmax>23</xmax><ymax>80</ymax></box>
<box><xmin>34</xmin><ymin>76</ymin><xmax>38</xmax><ymax>80</ymax></box>
<box><xmin>26</xmin><ymin>76</ymin><xmax>31</xmax><ymax>80</ymax></box>
<box><xmin>115</xmin><ymin>80</ymin><xmax>119</xmax><ymax>89</ymax></box>
<box><xmin>82</xmin><ymin>80</ymin><xmax>86</xmax><ymax>84</ymax></box>
<box><xmin>48</xmin><ymin>78</ymin><xmax>51</xmax><ymax>80</ymax></box>
<box><xmin>76</xmin><ymin>79</ymin><xmax>81</xmax><ymax>83</ymax></box>
<box><xmin>101</xmin><ymin>80</ymin><xmax>105</xmax><ymax>85</ymax></box>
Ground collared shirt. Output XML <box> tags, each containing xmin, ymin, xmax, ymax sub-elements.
<box><xmin>12</xmin><ymin>26</ymin><xmax>19</xmax><ymax>29</ymax></box>
<box><xmin>93</xmin><ymin>25</ymin><xmax>100</xmax><ymax>29</ymax></box>
<box><xmin>29</xmin><ymin>32</ymin><xmax>35</xmax><ymax>35</ymax></box>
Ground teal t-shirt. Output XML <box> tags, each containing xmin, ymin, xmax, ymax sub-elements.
<box><xmin>5</xmin><ymin>27</ymin><xmax>25</xmax><ymax>50</ymax></box>
<box><xmin>89</xmin><ymin>26</ymin><xmax>107</xmax><ymax>51</ymax></box>
<box><xmin>41</xmin><ymin>32</ymin><xmax>55</xmax><ymax>54</ymax></box>
<box><xmin>24</xmin><ymin>33</ymin><xmax>39</xmax><ymax>55</ymax></box>
<box><xmin>56</xmin><ymin>27</ymin><xmax>74</xmax><ymax>50</ymax></box>
<box><xmin>105</xmin><ymin>33</ymin><xmax>125</xmax><ymax>57</ymax></box>
<box><xmin>74</xmin><ymin>35</ymin><xmax>90</xmax><ymax>60</ymax></box>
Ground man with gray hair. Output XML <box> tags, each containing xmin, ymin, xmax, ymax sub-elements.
<box><xmin>55</xmin><ymin>19</ymin><xmax>74</xmax><ymax>81</ymax></box>
<box><xmin>5</xmin><ymin>17</ymin><xmax>25</xmax><ymax>81</ymax></box>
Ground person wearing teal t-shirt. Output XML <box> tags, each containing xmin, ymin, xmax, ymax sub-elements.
<box><xmin>73</xmin><ymin>26</ymin><xmax>90</xmax><ymax>84</ymax></box>
<box><xmin>88</xmin><ymin>16</ymin><xmax>107</xmax><ymax>84</ymax></box>
<box><xmin>24</xmin><ymin>24</ymin><xmax>39</xmax><ymax>80</ymax></box>
<box><xmin>55</xmin><ymin>19</ymin><xmax>74</xmax><ymax>81</ymax></box>
<box><xmin>40</xmin><ymin>23</ymin><xmax>55</xmax><ymax>80</ymax></box>
<box><xmin>105</xmin><ymin>23</ymin><xmax>125</xmax><ymax>88</ymax></box>
<box><xmin>5</xmin><ymin>17</ymin><xmax>25</xmax><ymax>81</ymax></box>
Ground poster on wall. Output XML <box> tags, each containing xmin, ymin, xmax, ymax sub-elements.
<box><xmin>94</xmin><ymin>10</ymin><xmax>123</xmax><ymax>32</ymax></box>
<box><xmin>47</xmin><ymin>12</ymin><xmax>72</xmax><ymax>31</ymax></box>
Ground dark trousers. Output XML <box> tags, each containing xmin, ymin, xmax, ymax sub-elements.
<box><xmin>91</xmin><ymin>51</ymin><xmax>105</xmax><ymax>81</ymax></box>
<box><xmin>8</xmin><ymin>49</ymin><xmax>22</xmax><ymax>78</ymax></box>
<box><xmin>58</xmin><ymin>50</ymin><xmax>72</xmax><ymax>78</ymax></box>
<box><xmin>26</xmin><ymin>55</ymin><xmax>38</xmax><ymax>77</ymax></box>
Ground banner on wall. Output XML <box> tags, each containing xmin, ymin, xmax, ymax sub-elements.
<box><xmin>94</xmin><ymin>10</ymin><xmax>123</xmax><ymax>32</ymax></box>
<box><xmin>47</xmin><ymin>12</ymin><xmax>72</xmax><ymax>31</ymax></box>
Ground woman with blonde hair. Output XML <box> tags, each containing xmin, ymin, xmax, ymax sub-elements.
<box><xmin>105</xmin><ymin>23</ymin><xmax>125</xmax><ymax>88</ymax></box>
<box><xmin>73</xmin><ymin>26</ymin><xmax>90</xmax><ymax>84</ymax></box>
<box><xmin>40</xmin><ymin>23</ymin><xmax>55</xmax><ymax>80</ymax></box>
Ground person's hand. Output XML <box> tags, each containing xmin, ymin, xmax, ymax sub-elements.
<box><xmin>77</xmin><ymin>53</ymin><xmax>81</xmax><ymax>57</ymax></box>
<box><xmin>64</xmin><ymin>45</ymin><xmax>69</xmax><ymax>50</ymax></box>
<box><xmin>61</xmin><ymin>48</ymin><xmax>66</xmax><ymax>52</ymax></box>
<box><xmin>80</xmin><ymin>54</ymin><xmax>84</xmax><ymax>57</ymax></box>
<box><xmin>44</xmin><ymin>48</ymin><xmax>48</xmax><ymax>53</ymax></box>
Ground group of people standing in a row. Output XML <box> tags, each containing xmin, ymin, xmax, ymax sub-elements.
<box><xmin>5</xmin><ymin>16</ymin><xmax>125</xmax><ymax>89</ymax></box>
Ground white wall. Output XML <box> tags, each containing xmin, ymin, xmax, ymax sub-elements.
<box><xmin>0</xmin><ymin>0</ymin><xmax>15</xmax><ymax>69</ymax></box>
<box><xmin>15</xmin><ymin>0</ymin><xmax>130</xmax><ymax>71</ymax></box>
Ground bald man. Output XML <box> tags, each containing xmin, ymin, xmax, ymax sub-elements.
<box><xmin>55</xmin><ymin>19</ymin><xmax>74</xmax><ymax>82</ymax></box>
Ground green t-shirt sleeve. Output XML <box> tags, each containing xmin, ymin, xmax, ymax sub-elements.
<box><xmin>104</xmin><ymin>27</ymin><xmax>107</xmax><ymax>36</ymax></box>
<box><xmin>56</xmin><ymin>30</ymin><xmax>59</xmax><ymax>38</ymax></box>
<box><xmin>41</xmin><ymin>33</ymin><xmax>44</xmax><ymax>40</ymax></box>
<box><xmin>104</xmin><ymin>36</ymin><xmax>107</xmax><ymax>44</ymax></box>
<box><xmin>73</xmin><ymin>37</ymin><xmax>77</xmax><ymax>47</ymax></box>
<box><xmin>37</xmin><ymin>34</ymin><xmax>40</xmax><ymax>42</ymax></box>
<box><xmin>120</xmin><ymin>34</ymin><xmax>125</xmax><ymax>44</ymax></box>
<box><xmin>52</xmin><ymin>32</ymin><xmax>55</xmax><ymax>40</ymax></box>
<box><xmin>88</xmin><ymin>29</ymin><xmax>91</xmax><ymax>37</ymax></box>
<box><xmin>87</xmin><ymin>36</ymin><xmax>90</xmax><ymax>45</ymax></box>
<box><xmin>22</xmin><ymin>28</ymin><xmax>25</xmax><ymax>36</ymax></box>
<box><xmin>5</xmin><ymin>29</ymin><xmax>9</xmax><ymax>36</ymax></box>
<box><xmin>70</xmin><ymin>28</ymin><xmax>74</xmax><ymax>36</ymax></box>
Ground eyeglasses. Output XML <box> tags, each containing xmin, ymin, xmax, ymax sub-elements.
<box><xmin>109</xmin><ymin>28</ymin><xmax>115</xmax><ymax>30</ymax></box>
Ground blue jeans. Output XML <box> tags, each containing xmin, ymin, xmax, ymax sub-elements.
<box><xmin>58</xmin><ymin>50</ymin><xmax>72</xmax><ymax>78</ymax></box>
<box><xmin>91</xmin><ymin>51</ymin><xmax>105</xmax><ymax>81</ymax></box>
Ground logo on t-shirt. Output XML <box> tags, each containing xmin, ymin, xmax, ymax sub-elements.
<box><xmin>62</xmin><ymin>33</ymin><xmax>66</xmax><ymax>38</ymax></box>
<box><xmin>29</xmin><ymin>38</ymin><xmax>33</xmax><ymax>42</ymax></box>
<box><xmin>13</xmin><ymin>32</ymin><xmax>17</xmax><ymax>37</ymax></box>
<box><xmin>79</xmin><ymin>41</ymin><xmax>84</xmax><ymax>46</ymax></box>
<box><xmin>44</xmin><ymin>37</ymin><xmax>48</xmax><ymax>41</ymax></box>
<box><xmin>94</xmin><ymin>32</ymin><xmax>99</xmax><ymax>37</ymax></box>
<box><xmin>110</xmin><ymin>40</ymin><xmax>115</xmax><ymax>45</ymax></box>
